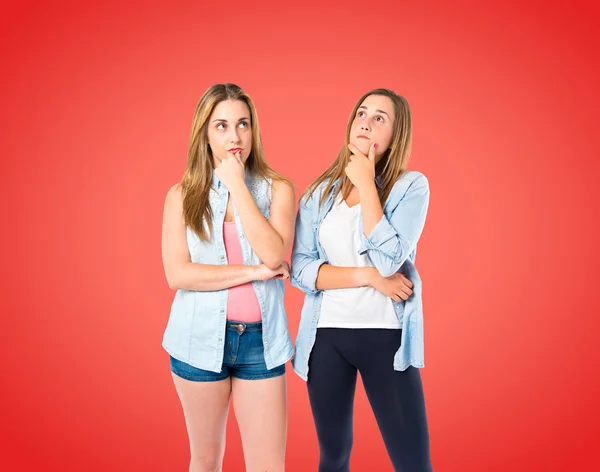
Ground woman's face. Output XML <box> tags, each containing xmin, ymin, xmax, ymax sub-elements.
<box><xmin>207</xmin><ymin>99</ymin><xmax>252</xmax><ymax>164</ymax></box>
<box><xmin>349</xmin><ymin>94</ymin><xmax>395</xmax><ymax>162</ymax></box>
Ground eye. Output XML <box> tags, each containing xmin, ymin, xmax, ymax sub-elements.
<box><xmin>375</xmin><ymin>115</ymin><xmax>385</xmax><ymax>123</ymax></box>
<box><xmin>216</xmin><ymin>123</ymin><xmax>226</xmax><ymax>130</ymax></box>
<box><xmin>357</xmin><ymin>111</ymin><xmax>366</xmax><ymax>118</ymax></box>
<box><xmin>239</xmin><ymin>121</ymin><xmax>249</xmax><ymax>129</ymax></box>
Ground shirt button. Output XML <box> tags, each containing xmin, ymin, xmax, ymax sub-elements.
<box><xmin>220</xmin><ymin>309</ymin><xmax>224</xmax><ymax>314</ymax></box>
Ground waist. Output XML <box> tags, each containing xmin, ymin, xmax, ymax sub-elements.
<box><xmin>226</xmin><ymin>320</ymin><xmax>262</xmax><ymax>333</ymax></box>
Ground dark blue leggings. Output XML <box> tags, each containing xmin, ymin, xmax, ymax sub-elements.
<box><xmin>307</xmin><ymin>328</ymin><xmax>432</xmax><ymax>472</ymax></box>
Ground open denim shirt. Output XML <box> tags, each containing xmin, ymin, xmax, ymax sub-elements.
<box><xmin>290</xmin><ymin>170</ymin><xmax>430</xmax><ymax>381</ymax></box>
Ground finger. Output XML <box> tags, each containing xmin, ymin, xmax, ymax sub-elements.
<box><xmin>347</xmin><ymin>143</ymin><xmax>365</xmax><ymax>158</ymax></box>
<box><xmin>399</xmin><ymin>285</ymin><xmax>413</xmax><ymax>298</ymax></box>
<box><xmin>391</xmin><ymin>294</ymin><xmax>402</xmax><ymax>303</ymax></box>
<box><xmin>400</xmin><ymin>274</ymin><xmax>413</xmax><ymax>289</ymax></box>
<box><xmin>398</xmin><ymin>291</ymin><xmax>409</xmax><ymax>301</ymax></box>
<box><xmin>368</xmin><ymin>142</ymin><xmax>376</xmax><ymax>162</ymax></box>
<box><xmin>235</xmin><ymin>150</ymin><xmax>244</xmax><ymax>165</ymax></box>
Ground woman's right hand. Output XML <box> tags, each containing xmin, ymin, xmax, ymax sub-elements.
<box><xmin>370</xmin><ymin>270</ymin><xmax>414</xmax><ymax>302</ymax></box>
<box><xmin>255</xmin><ymin>261</ymin><xmax>290</xmax><ymax>281</ymax></box>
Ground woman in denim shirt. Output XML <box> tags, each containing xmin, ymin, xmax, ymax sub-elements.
<box><xmin>161</xmin><ymin>83</ymin><xmax>295</xmax><ymax>472</ymax></box>
<box><xmin>291</xmin><ymin>89</ymin><xmax>433</xmax><ymax>471</ymax></box>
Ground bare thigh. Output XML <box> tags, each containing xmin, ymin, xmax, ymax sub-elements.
<box><xmin>232</xmin><ymin>375</ymin><xmax>287</xmax><ymax>472</ymax></box>
<box><xmin>172</xmin><ymin>373</ymin><xmax>232</xmax><ymax>472</ymax></box>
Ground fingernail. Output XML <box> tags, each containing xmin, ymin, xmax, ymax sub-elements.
<box><xmin>374</xmin><ymin>143</ymin><xmax>377</xmax><ymax>149</ymax></box>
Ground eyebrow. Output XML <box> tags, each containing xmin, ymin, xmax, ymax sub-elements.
<box><xmin>358</xmin><ymin>106</ymin><xmax>389</xmax><ymax>117</ymax></box>
<box><xmin>211</xmin><ymin>117</ymin><xmax>251</xmax><ymax>123</ymax></box>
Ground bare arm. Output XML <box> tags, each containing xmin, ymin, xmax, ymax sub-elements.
<box><xmin>161</xmin><ymin>184</ymin><xmax>286</xmax><ymax>291</ymax></box>
<box><xmin>359</xmin><ymin>181</ymin><xmax>384</xmax><ymax>237</ymax></box>
<box><xmin>316</xmin><ymin>264</ymin><xmax>413</xmax><ymax>301</ymax></box>
<box><xmin>229</xmin><ymin>178</ymin><xmax>296</xmax><ymax>269</ymax></box>
<box><xmin>315</xmin><ymin>265</ymin><xmax>375</xmax><ymax>290</ymax></box>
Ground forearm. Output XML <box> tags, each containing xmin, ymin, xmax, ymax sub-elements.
<box><xmin>359</xmin><ymin>182</ymin><xmax>384</xmax><ymax>236</ymax></box>
<box><xmin>315</xmin><ymin>264</ymin><xmax>375</xmax><ymax>290</ymax></box>
<box><xmin>167</xmin><ymin>262</ymin><xmax>260</xmax><ymax>291</ymax></box>
<box><xmin>230</xmin><ymin>184</ymin><xmax>285</xmax><ymax>268</ymax></box>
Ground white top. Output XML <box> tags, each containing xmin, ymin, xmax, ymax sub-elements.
<box><xmin>317</xmin><ymin>196</ymin><xmax>401</xmax><ymax>329</ymax></box>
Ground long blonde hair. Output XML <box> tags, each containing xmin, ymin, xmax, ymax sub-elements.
<box><xmin>304</xmin><ymin>88</ymin><xmax>412</xmax><ymax>208</ymax></box>
<box><xmin>181</xmin><ymin>83</ymin><xmax>290</xmax><ymax>242</ymax></box>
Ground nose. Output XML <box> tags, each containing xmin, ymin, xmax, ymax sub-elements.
<box><xmin>360</xmin><ymin>121</ymin><xmax>371</xmax><ymax>132</ymax></box>
<box><xmin>229</xmin><ymin>127</ymin><xmax>241</xmax><ymax>144</ymax></box>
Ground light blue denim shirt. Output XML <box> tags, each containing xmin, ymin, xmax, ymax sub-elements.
<box><xmin>290</xmin><ymin>170</ymin><xmax>430</xmax><ymax>381</ymax></box>
<box><xmin>163</xmin><ymin>169</ymin><xmax>294</xmax><ymax>373</ymax></box>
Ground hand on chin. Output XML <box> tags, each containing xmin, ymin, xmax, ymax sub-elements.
<box><xmin>350</xmin><ymin>139</ymin><xmax>370</xmax><ymax>156</ymax></box>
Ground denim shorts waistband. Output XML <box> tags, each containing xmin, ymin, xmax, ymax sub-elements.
<box><xmin>226</xmin><ymin>320</ymin><xmax>262</xmax><ymax>332</ymax></box>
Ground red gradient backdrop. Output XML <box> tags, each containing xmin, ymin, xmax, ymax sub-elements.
<box><xmin>1</xmin><ymin>1</ymin><xmax>599</xmax><ymax>470</ymax></box>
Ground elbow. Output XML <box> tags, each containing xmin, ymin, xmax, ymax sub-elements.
<box><xmin>263</xmin><ymin>251</ymin><xmax>286</xmax><ymax>270</ymax></box>
<box><xmin>167</xmin><ymin>276</ymin><xmax>180</xmax><ymax>291</ymax></box>
<box><xmin>165</xmin><ymin>262</ymin><xmax>193</xmax><ymax>290</ymax></box>
<box><xmin>290</xmin><ymin>276</ymin><xmax>316</xmax><ymax>295</ymax></box>
<box><xmin>290</xmin><ymin>263</ymin><xmax>321</xmax><ymax>295</ymax></box>
<box><xmin>374</xmin><ymin>257</ymin><xmax>405</xmax><ymax>278</ymax></box>
<box><xmin>264</xmin><ymin>258</ymin><xmax>284</xmax><ymax>271</ymax></box>
<box><xmin>165</xmin><ymin>269</ymin><xmax>183</xmax><ymax>291</ymax></box>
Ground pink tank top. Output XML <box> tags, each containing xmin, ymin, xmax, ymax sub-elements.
<box><xmin>223</xmin><ymin>221</ymin><xmax>262</xmax><ymax>322</ymax></box>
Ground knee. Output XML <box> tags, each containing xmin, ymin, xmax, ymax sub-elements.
<box><xmin>320</xmin><ymin>444</ymin><xmax>352</xmax><ymax>471</ymax></box>
<box><xmin>189</xmin><ymin>455</ymin><xmax>223</xmax><ymax>472</ymax></box>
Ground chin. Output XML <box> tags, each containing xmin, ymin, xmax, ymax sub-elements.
<box><xmin>353</xmin><ymin>142</ymin><xmax>369</xmax><ymax>154</ymax></box>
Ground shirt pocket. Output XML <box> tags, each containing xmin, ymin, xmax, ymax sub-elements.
<box><xmin>187</xmin><ymin>226</ymin><xmax>218</xmax><ymax>263</ymax></box>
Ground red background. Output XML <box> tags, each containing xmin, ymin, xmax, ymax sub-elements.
<box><xmin>1</xmin><ymin>1</ymin><xmax>599</xmax><ymax>470</ymax></box>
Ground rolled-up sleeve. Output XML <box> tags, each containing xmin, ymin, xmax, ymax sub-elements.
<box><xmin>290</xmin><ymin>194</ymin><xmax>328</xmax><ymax>294</ymax></box>
<box><xmin>358</xmin><ymin>174</ymin><xmax>430</xmax><ymax>277</ymax></box>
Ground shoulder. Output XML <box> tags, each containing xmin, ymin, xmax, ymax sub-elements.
<box><xmin>300</xmin><ymin>177</ymin><xmax>335</xmax><ymax>207</ymax></box>
<box><xmin>164</xmin><ymin>183</ymin><xmax>184</xmax><ymax>210</ymax></box>
<box><xmin>393</xmin><ymin>170</ymin><xmax>429</xmax><ymax>194</ymax></box>
<box><xmin>272</xmin><ymin>178</ymin><xmax>295</xmax><ymax>195</ymax></box>
<box><xmin>271</xmin><ymin>178</ymin><xmax>296</xmax><ymax>206</ymax></box>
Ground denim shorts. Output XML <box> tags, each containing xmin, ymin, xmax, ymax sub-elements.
<box><xmin>170</xmin><ymin>321</ymin><xmax>286</xmax><ymax>382</ymax></box>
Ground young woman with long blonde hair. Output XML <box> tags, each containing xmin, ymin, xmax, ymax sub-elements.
<box><xmin>161</xmin><ymin>83</ymin><xmax>295</xmax><ymax>472</ymax></box>
<box><xmin>292</xmin><ymin>89</ymin><xmax>433</xmax><ymax>472</ymax></box>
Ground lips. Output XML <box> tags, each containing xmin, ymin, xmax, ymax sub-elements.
<box><xmin>357</xmin><ymin>135</ymin><xmax>370</xmax><ymax>140</ymax></box>
<box><xmin>228</xmin><ymin>148</ymin><xmax>242</xmax><ymax>153</ymax></box>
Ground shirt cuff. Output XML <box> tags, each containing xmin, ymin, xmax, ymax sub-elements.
<box><xmin>292</xmin><ymin>258</ymin><xmax>328</xmax><ymax>294</ymax></box>
<box><xmin>358</xmin><ymin>214</ymin><xmax>397</xmax><ymax>255</ymax></box>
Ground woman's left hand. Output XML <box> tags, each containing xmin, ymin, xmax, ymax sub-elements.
<box><xmin>215</xmin><ymin>150</ymin><xmax>246</xmax><ymax>191</ymax></box>
<box><xmin>345</xmin><ymin>143</ymin><xmax>376</xmax><ymax>190</ymax></box>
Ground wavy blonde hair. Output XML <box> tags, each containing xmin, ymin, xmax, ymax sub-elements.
<box><xmin>181</xmin><ymin>83</ymin><xmax>290</xmax><ymax>242</ymax></box>
<box><xmin>304</xmin><ymin>88</ymin><xmax>412</xmax><ymax>207</ymax></box>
